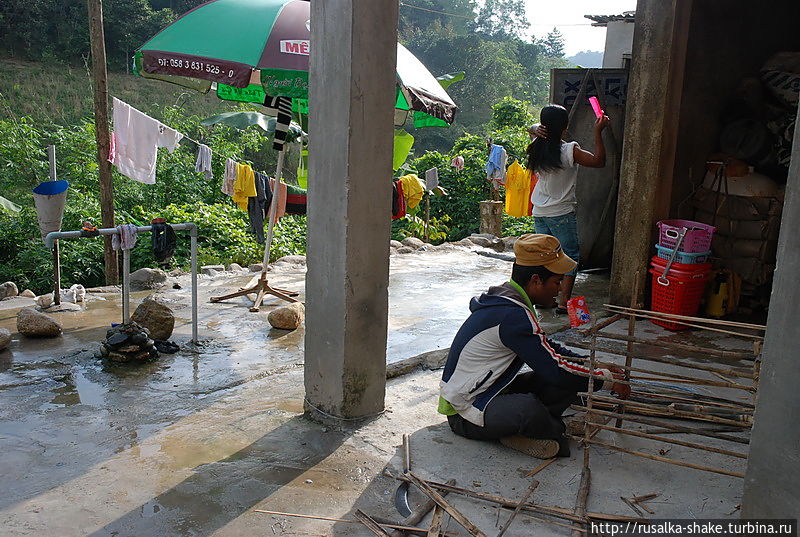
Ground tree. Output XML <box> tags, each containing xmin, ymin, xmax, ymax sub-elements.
<box><xmin>541</xmin><ymin>27</ymin><xmax>565</xmax><ymax>58</ymax></box>
<box><xmin>472</xmin><ymin>0</ymin><xmax>530</xmax><ymax>41</ymax></box>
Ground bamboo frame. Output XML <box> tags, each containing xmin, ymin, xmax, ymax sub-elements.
<box><xmin>579</xmin><ymin>393</ymin><xmax>752</xmax><ymax>427</ymax></box>
<box><xmin>602</xmin><ymin>305</ymin><xmax>763</xmax><ymax>339</ymax></box>
<box><xmin>588</xmin><ymin>423</ymin><xmax>748</xmax><ymax>459</ymax></box>
<box><xmin>604</xmin><ymin>304</ymin><xmax>766</xmax><ymax>331</ymax></box>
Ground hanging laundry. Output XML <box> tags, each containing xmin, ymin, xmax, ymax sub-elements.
<box><xmin>425</xmin><ymin>167</ymin><xmax>439</xmax><ymax>190</ymax></box>
<box><xmin>248</xmin><ymin>172</ymin><xmax>270</xmax><ymax>243</ymax></box>
<box><xmin>222</xmin><ymin>158</ymin><xmax>237</xmax><ymax>196</ymax></box>
<box><xmin>399</xmin><ymin>174</ymin><xmax>425</xmax><ymax>210</ymax></box>
<box><xmin>151</xmin><ymin>219</ymin><xmax>177</xmax><ymax>264</ymax></box>
<box><xmin>504</xmin><ymin>160</ymin><xmax>534</xmax><ymax>218</ymax></box>
<box><xmin>486</xmin><ymin>144</ymin><xmax>508</xmax><ymax>189</ymax></box>
<box><xmin>297</xmin><ymin>148</ymin><xmax>309</xmax><ymax>189</ymax></box>
<box><xmin>268</xmin><ymin>178</ymin><xmax>288</xmax><ymax>221</ymax></box>
<box><xmin>112</xmin><ymin>224</ymin><xmax>138</xmax><ymax>251</ymax></box>
<box><xmin>450</xmin><ymin>155</ymin><xmax>465</xmax><ymax>172</ymax></box>
<box><xmin>111</xmin><ymin>98</ymin><xmax>183</xmax><ymax>185</ymax></box>
<box><xmin>233</xmin><ymin>163</ymin><xmax>256</xmax><ymax>211</ymax></box>
<box><xmin>393</xmin><ymin>130</ymin><xmax>415</xmax><ymax>171</ymax></box>
<box><xmin>285</xmin><ymin>184</ymin><xmax>307</xmax><ymax>215</ymax></box>
<box><xmin>262</xmin><ymin>95</ymin><xmax>293</xmax><ymax>152</ymax></box>
<box><xmin>194</xmin><ymin>143</ymin><xmax>213</xmax><ymax>180</ymax></box>
<box><xmin>392</xmin><ymin>180</ymin><xmax>407</xmax><ymax>219</ymax></box>
<box><xmin>0</xmin><ymin>195</ymin><xmax>21</xmax><ymax>214</ymax></box>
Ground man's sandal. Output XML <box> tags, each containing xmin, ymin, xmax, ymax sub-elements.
<box><xmin>499</xmin><ymin>435</ymin><xmax>560</xmax><ymax>459</ymax></box>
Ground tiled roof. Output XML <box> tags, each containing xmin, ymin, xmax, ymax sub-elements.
<box><xmin>584</xmin><ymin>11</ymin><xmax>636</xmax><ymax>26</ymax></box>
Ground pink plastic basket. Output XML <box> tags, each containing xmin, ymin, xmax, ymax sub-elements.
<box><xmin>657</xmin><ymin>219</ymin><xmax>716</xmax><ymax>253</ymax></box>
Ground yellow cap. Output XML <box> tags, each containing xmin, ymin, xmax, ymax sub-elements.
<box><xmin>513</xmin><ymin>234</ymin><xmax>577</xmax><ymax>274</ymax></box>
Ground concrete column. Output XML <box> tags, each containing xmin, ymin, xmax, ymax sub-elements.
<box><xmin>741</xmin><ymin>105</ymin><xmax>800</xmax><ymax>517</ymax></box>
<box><xmin>304</xmin><ymin>0</ymin><xmax>398</xmax><ymax>420</ymax></box>
<box><xmin>609</xmin><ymin>0</ymin><xmax>692</xmax><ymax>305</ymax></box>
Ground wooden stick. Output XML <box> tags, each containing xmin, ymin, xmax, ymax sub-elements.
<box><xmin>407</xmin><ymin>472</ymin><xmax>488</xmax><ymax>537</ymax></box>
<box><xmin>604</xmin><ymin>304</ymin><xmax>766</xmax><ymax>331</ymax></box>
<box><xmin>566</xmin><ymin>333</ymin><xmax>754</xmax><ymax>361</ymax></box>
<box><xmin>253</xmin><ymin>510</ymin><xmax>450</xmax><ymax>535</ymax></box>
<box><xmin>643</xmin><ymin>426</ymin><xmax>745</xmax><ymax>435</ymax></box>
<box><xmin>588</xmin><ymin>334</ymin><xmax>756</xmax><ymax>378</ymax></box>
<box><xmin>621</xmin><ymin>497</ymin><xmax>644</xmax><ymax>517</ymax></box>
<box><xmin>572</xmin><ymin>437</ymin><xmax>746</xmax><ymax>478</ymax></box>
<box><xmin>403</xmin><ymin>433</ymin><xmax>411</xmax><ymax>472</ymax></box>
<box><xmin>428</xmin><ymin>506</ymin><xmax>446</xmax><ymax>537</ymax></box>
<box><xmin>572</xmin><ymin>468</ymin><xmax>591</xmax><ymax>537</ymax></box>
<box><xmin>632</xmin><ymin>493</ymin><xmax>659</xmax><ymax>502</ymax></box>
<box><xmin>579</xmin><ymin>313</ymin><xmax>624</xmax><ymax>335</ymax></box>
<box><xmin>630</xmin><ymin>391</ymin><xmax>754</xmax><ymax>412</ymax></box>
<box><xmin>525</xmin><ymin>458</ymin><xmax>556</xmax><ymax>477</ymax></box>
<box><xmin>630</xmin><ymin>389</ymin><xmax>755</xmax><ymax>410</ymax></box>
<box><xmin>355</xmin><ymin>509</ymin><xmax>394</xmax><ymax>537</ymax></box>
<box><xmin>385</xmin><ymin>473</ymin><xmax>644</xmax><ymax>523</ymax></box>
<box><xmin>579</xmin><ymin>393</ymin><xmax>752</xmax><ymax>427</ymax></box>
<box><xmin>496</xmin><ymin>479</ymin><xmax>540</xmax><ymax>537</ymax></box>
<box><xmin>634</xmin><ymin>501</ymin><xmax>655</xmax><ymax>515</ymax></box>
<box><xmin>618</xmin><ymin>271</ymin><xmax>643</xmax><ymax>428</ymax></box>
<box><xmin>390</xmin><ymin>479</ymin><xmax>457</xmax><ymax>537</ymax></box>
<box><xmin>589</xmin><ymin>423</ymin><xmax>748</xmax><ymax>458</ymax></box>
<box><xmin>601</xmin><ymin>306</ymin><xmax>763</xmax><ymax>340</ymax></box>
<box><xmin>571</xmin><ymin>405</ymin><xmax>750</xmax><ymax>444</ymax></box>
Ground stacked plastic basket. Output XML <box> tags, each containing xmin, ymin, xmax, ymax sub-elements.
<box><xmin>650</xmin><ymin>219</ymin><xmax>716</xmax><ymax>330</ymax></box>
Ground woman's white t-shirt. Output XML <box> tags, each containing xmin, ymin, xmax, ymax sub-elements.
<box><xmin>530</xmin><ymin>141</ymin><xmax>580</xmax><ymax>217</ymax></box>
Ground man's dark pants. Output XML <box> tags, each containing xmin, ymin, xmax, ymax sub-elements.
<box><xmin>447</xmin><ymin>372</ymin><xmax>578</xmax><ymax>440</ymax></box>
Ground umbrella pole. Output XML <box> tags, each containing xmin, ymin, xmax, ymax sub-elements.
<box><xmin>209</xmin><ymin>148</ymin><xmax>299</xmax><ymax>311</ymax></box>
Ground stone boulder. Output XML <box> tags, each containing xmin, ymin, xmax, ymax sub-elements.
<box><xmin>249</xmin><ymin>263</ymin><xmax>264</xmax><ymax>272</ymax></box>
<box><xmin>0</xmin><ymin>328</ymin><xmax>11</xmax><ymax>351</ymax></box>
<box><xmin>502</xmin><ymin>236</ymin><xmax>518</xmax><ymax>251</ymax></box>
<box><xmin>395</xmin><ymin>246</ymin><xmax>415</xmax><ymax>254</ymax></box>
<box><xmin>19</xmin><ymin>289</ymin><xmax>36</xmax><ymax>298</ymax></box>
<box><xmin>389</xmin><ymin>240</ymin><xmax>403</xmax><ymax>249</ymax></box>
<box><xmin>455</xmin><ymin>238</ymin><xmax>474</xmax><ymax>247</ymax></box>
<box><xmin>129</xmin><ymin>268</ymin><xmax>167</xmax><ymax>290</ymax></box>
<box><xmin>201</xmin><ymin>264</ymin><xmax>225</xmax><ymax>275</ymax></box>
<box><xmin>130</xmin><ymin>297</ymin><xmax>175</xmax><ymax>340</ymax></box>
<box><xmin>17</xmin><ymin>308</ymin><xmax>62</xmax><ymax>337</ymax></box>
<box><xmin>275</xmin><ymin>255</ymin><xmax>306</xmax><ymax>265</ymax></box>
<box><xmin>268</xmin><ymin>302</ymin><xmax>305</xmax><ymax>330</ymax></box>
<box><xmin>0</xmin><ymin>281</ymin><xmax>18</xmax><ymax>299</ymax></box>
<box><xmin>227</xmin><ymin>263</ymin><xmax>243</xmax><ymax>272</ymax></box>
<box><xmin>401</xmin><ymin>237</ymin><xmax>424</xmax><ymax>249</ymax></box>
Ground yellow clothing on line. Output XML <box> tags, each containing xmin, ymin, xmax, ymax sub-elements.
<box><xmin>232</xmin><ymin>163</ymin><xmax>256</xmax><ymax>211</ymax></box>
<box><xmin>504</xmin><ymin>160</ymin><xmax>532</xmax><ymax>217</ymax></box>
<box><xmin>398</xmin><ymin>173</ymin><xmax>425</xmax><ymax>210</ymax></box>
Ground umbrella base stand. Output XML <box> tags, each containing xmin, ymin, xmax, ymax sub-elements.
<box><xmin>210</xmin><ymin>272</ymin><xmax>299</xmax><ymax>312</ymax></box>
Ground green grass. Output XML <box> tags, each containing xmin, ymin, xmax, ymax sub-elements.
<box><xmin>0</xmin><ymin>58</ymin><xmax>237</xmax><ymax>125</ymax></box>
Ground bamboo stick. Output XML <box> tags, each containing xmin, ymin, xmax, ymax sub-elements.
<box><xmin>407</xmin><ymin>472</ymin><xmax>488</xmax><ymax>537</ymax></box>
<box><xmin>579</xmin><ymin>313</ymin><xmax>624</xmax><ymax>335</ymax></box>
<box><xmin>253</xmin><ymin>510</ymin><xmax>451</xmax><ymax>535</ymax></box>
<box><xmin>621</xmin><ymin>496</ymin><xmax>644</xmax><ymax>517</ymax></box>
<box><xmin>385</xmin><ymin>473</ymin><xmax>644</xmax><ymax>523</ymax></box>
<box><xmin>572</xmin><ymin>405</ymin><xmax>750</xmax><ymax>444</ymax></box>
<box><xmin>618</xmin><ymin>272</ymin><xmax>643</xmax><ymax>428</ymax></box>
<box><xmin>355</xmin><ymin>509</ymin><xmax>394</xmax><ymax>537</ymax></box>
<box><xmin>580</xmin><ymin>393</ymin><xmax>752</xmax><ymax>427</ymax></box>
<box><xmin>588</xmin><ymin>422</ymin><xmax>748</xmax><ymax>458</ymax></box>
<box><xmin>565</xmin><ymin>334</ymin><xmax>754</xmax><ymax>361</ymax></box>
<box><xmin>496</xmin><ymin>479</ymin><xmax>540</xmax><ymax>537</ymax></box>
<box><xmin>572</xmin><ymin>436</ymin><xmax>746</xmax><ymax>478</ymax></box>
<box><xmin>602</xmin><ymin>306</ymin><xmax>763</xmax><ymax>339</ymax></box>
<box><xmin>604</xmin><ymin>304</ymin><xmax>766</xmax><ymax>331</ymax></box>
<box><xmin>630</xmin><ymin>390</ymin><xmax>754</xmax><ymax>411</ymax></box>
<box><xmin>592</xmin><ymin>333</ymin><xmax>756</xmax><ymax>378</ymax></box>
<box><xmin>631</xmin><ymin>389</ymin><xmax>755</xmax><ymax>410</ymax></box>
<box><xmin>428</xmin><ymin>506</ymin><xmax>445</xmax><ymax>537</ymax></box>
<box><xmin>389</xmin><ymin>479</ymin><xmax>457</xmax><ymax>537</ymax></box>
<box><xmin>525</xmin><ymin>458</ymin><xmax>556</xmax><ymax>477</ymax></box>
<box><xmin>643</xmin><ymin>426</ymin><xmax>745</xmax><ymax>435</ymax></box>
<box><xmin>632</xmin><ymin>493</ymin><xmax>659</xmax><ymax>502</ymax></box>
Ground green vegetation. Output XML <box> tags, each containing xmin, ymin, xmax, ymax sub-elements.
<box><xmin>0</xmin><ymin>0</ymin><xmax>572</xmax><ymax>293</ymax></box>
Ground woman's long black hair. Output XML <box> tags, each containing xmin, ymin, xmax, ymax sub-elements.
<box><xmin>526</xmin><ymin>104</ymin><xmax>570</xmax><ymax>173</ymax></box>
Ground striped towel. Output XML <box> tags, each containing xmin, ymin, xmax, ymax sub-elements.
<box><xmin>263</xmin><ymin>95</ymin><xmax>292</xmax><ymax>152</ymax></box>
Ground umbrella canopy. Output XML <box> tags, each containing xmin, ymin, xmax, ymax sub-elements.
<box><xmin>136</xmin><ymin>0</ymin><xmax>457</xmax><ymax>124</ymax></box>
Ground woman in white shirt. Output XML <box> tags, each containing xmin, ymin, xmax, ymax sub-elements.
<box><xmin>527</xmin><ymin>104</ymin><xmax>609</xmax><ymax>313</ymax></box>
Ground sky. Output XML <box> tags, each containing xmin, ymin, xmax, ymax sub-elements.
<box><xmin>524</xmin><ymin>0</ymin><xmax>638</xmax><ymax>56</ymax></box>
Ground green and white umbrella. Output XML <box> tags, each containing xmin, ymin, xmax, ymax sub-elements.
<box><xmin>135</xmin><ymin>0</ymin><xmax>458</xmax><ymax>124</ymax></box>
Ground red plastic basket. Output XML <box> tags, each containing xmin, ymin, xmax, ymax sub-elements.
<box><xmin>649</xmin><ymin>257</ymin><xmax>712</xmax><ymax>330</ymax></box>
<box><xmin>657</xmin><ymin>219</ymin><xmax>716</xmax><ymax>253</ymax></box>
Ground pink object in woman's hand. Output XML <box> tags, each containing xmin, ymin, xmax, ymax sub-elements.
<box><xmin>588</xmin><ymin>96</ymin><xmax>603</xmax><ymax>118</ymax></box>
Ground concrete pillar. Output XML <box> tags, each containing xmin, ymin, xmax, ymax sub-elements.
<box><xmin>741</xmin><ymin>105</ymin><xmax>800</xmax><ymax>517</ymax></box>
<box><xmin>304</xmin><ymin>1</ymin><xmax>398</xmax><ymax>420</ymax></box>
<box><xmin>608</xmin><ymin>0</ymin><xmax>692</xmax><ymax>305</ymax></box>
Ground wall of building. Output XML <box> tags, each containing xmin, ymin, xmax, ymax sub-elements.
<box><xmin>602</xmin><ymin>21</ymin><xmax>635</xmax><ymax>68</ymax></box>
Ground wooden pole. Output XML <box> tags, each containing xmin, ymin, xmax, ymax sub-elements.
<box><xmin>495</xmin><ymin>479</ymin><xmax>539</xmax><ymax>537</ymax></box>
<box><xmin>605</xmin><ymin>304</ymin><xmax>766</xmax><ymax>331</ymax></box>
<box><xmin>424</xmin><ymin>193</ymin><xmax>430</xmax><ymax>243</ymax></box>
<box><xmin>589</xmin><ymin>422</ymin><xmax>748</xmax><ymax>458</ymax></box>
<box><xmin>580</xmin><ymin>393</ymin><xmax>752</xmax><ymax>427</ymax></box>
<box><xmin>617</xmin><ymin>271</ymin><xmax>642</xmax><ymax>428</ymax></box>
<box><xmin>579</xmin><ymin>313</ymin><xmax>623</xmax><ymax>335</ymax></box>
<box><xmin>87</xmin><ymin>0</ymin><xmax>117</xmax><ymax>285</ymax></box>
<box><xmin>406</xmin><ymin>472</ymin><xmax>488</xmax><ymax>537</ymax></box>
<box><xmin>568</xmin><ymin>331</ymin><xmax>754</xmax><ymax>361</ymax></box>
<box><xmin>602</xmin><ymin>306</ymin><xmax>763</xmax><ymax>339</ymax></box>
<box><xmin>254</xmin><ymin>510</ymin><xmax>452</xmax><ymax>536</ymax></box>
<box><xmin>47</xmin><ymin>145</ymin><xmax>62</xmax><ymax>305</ymax></box>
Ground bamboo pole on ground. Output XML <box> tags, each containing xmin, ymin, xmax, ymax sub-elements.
<box><xmin>565</xmin><ymin>333</ymin><xmax>754</xmax><ymax>361</ymax></box>
<box><xmin>601</xmin><ymin>306</ymin><xmax>763</xmax><ymax>339</ymax></box>
<box><xmin>406</xmin><ymin>472</ymin><xmax>488</xmax><ymax>537</ymax></box>
<box><xmin>579</xmin><ymin>393</ymin><xmax>752</xmax><ymax>427</ymax></box>
<box><xmin>496</xmin><ymin>479</ymin><xmax>539</xmax><ymax>537</ymax></box>
<box><xmin>588</xmin><ymin>423</ymin><xmax>748</xmax><ymax>458</ymax></box>
<box><xmin>571</xmin><ymin>405</ymin><xmax>750</xmax><ymax>444</ymax></box>
<box><xmin>254</xmin><ymin>510</ymin><xmax>453</xmax><ymax>536</ymax></box>
<box><xmin>604</xmin><ymin>305</ymin><xmax>766</xmax><ymax>331</ymax></box>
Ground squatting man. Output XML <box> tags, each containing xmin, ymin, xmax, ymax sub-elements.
<box><xmin>438</xmin><ymin>233</ymin><xmax>629</xmax><ymax>458</ymax></box>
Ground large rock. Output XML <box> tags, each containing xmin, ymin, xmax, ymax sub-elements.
<box><xmin>249</xmin><ymin>263</ymin><xmax>264</xmax><ymax>272</ymax></box>
<box><xmin>129</xmin><ymin>268</ymin><xmax>167</xmax><ymax>290</ymax></box>
<box><xmin>16</xmin><ymin>308</ymin><xmax>62</xmax><ymax>337</ymax></box>
<box><xmin>275</xmin><ymin>255</ymin><xmax>307</xmax><ymax>265</ymax></box>
<box><xmin>19</xmin><ymin>289</ymin><xmax>36</xmax><ymax>298</ymax></box>
<box><xmin>130</xmin><ymin>298</ymin><xmax>175</xmax><ymax>340</ymax></box>
<box><xmin>502</xmin><ymin>236</ymin><xmax>518</xmax><ymax>251</ymax></box>
<box><xmin>0</xmin><ymin>328</ymin><xmax>11</xmax><ymax>351</ymax></box>
<box><xmin>401</xmin><ymin>237</ymin><xmax>424</xmax><ymax>249</ymax></box>
<box><xmin>227</xmin><ymin>263</ymin><xmax>243</xmax><ymax>272</ymax></box>
<box><xmin>0</xmin><ymin>281</ymin><xmax>18</xmax><ymax>299</ymax></box>
<box><xmin>267</xmin><ymin>302</ymin><xmax>305</xmax><ymax>330</ymax></box>
<box><xmin>201</xmin><ymin>264</ymin><xmax>225</xmax><ymax>275</ymax></box>
<box><xmin>395</xmin><ymin>246</ymin><xmax>415</xmax><ymax>254</ymax></box>
<box><xmin>389</xmin><ymin>240</ymin><xmax>403</xmax><ymax>249</ymax></box>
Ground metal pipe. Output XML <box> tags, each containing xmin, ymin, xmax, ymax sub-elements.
<box><xmin>48</xmin><ymin>145</ymin><xmax>57</xmax><ymax>180</ymax></box>
<box><xmin>122</xmin><ymin>246</ymin><xmax>130</xmax><ymax>323</ymax></box>
<box><xmin>52</xmin><ymin>239</ymin><xmax>61</xmax><ymax>306</ymax></box>
<box><xmin>43</xmin><ymin>223</ymin><xmax>198</xmax><ymax>342</ymax></box>
<box><xmin>261</xmin><ymin>149</ymin><xmax>285</xmax><ymax>271</ymax></box>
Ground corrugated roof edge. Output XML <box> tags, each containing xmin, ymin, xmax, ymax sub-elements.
<box><xmin>584</xmin><ymin>11</ymin><xmax>636</xmax><ymax>26</ymax></box>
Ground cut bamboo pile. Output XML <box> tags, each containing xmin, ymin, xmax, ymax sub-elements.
<box><xmin>574</xmin><ymin>305</ymin><xmax>757</xmax><ymax>480</ymax></box>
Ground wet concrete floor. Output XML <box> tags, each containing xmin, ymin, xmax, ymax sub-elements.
<box><xmin>0</xmin><ymin>245</ymin><xmax>751</xmax><ymax>536</ymax></box>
